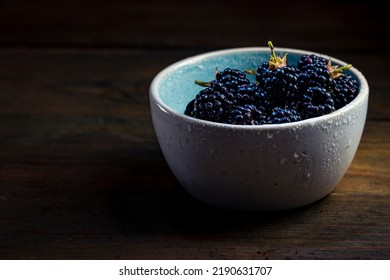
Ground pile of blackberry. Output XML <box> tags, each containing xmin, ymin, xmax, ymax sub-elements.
<box><xmin>184</xmin><ymin>41</ymin><xmax>359</xmax><ymax>125</ymax></box>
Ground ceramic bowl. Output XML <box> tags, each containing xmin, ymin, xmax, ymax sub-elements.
<box><xmin>149</xmin><ymin>47</ymin><xmax>369</xmax><ymax>211</ymax></box>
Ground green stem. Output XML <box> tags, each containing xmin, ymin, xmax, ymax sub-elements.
<box><xmin>244</xmin><ymin>69</ymin><xmax>256</xmax><ymax>75</ymax></box>
<box><xmin>268</xmin><ymin>41</ymin><xmax>276</xmax><ymax>62</ymax></box>
<box><xmin>194</xmin><ymin>80</ymin><xmax>210</xmax><ymax>87</ymax></box>
<box><xmin>330</xmin><ymin>64</ymin><xmax>353</xmax><ymax>79</ymax></box>
<box><xmin>339</xmin><ymin>64</ymin><xmax>352</xmax><ymax>72</ymax></box>
<box><xmin>267</xmin><ymin>41</ymin><xmax>287</xmax><ymax>69</ymax></box>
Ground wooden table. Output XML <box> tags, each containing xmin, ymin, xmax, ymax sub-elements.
<box><xmin>0</xmin><ymin>0</ymin><xmax>389</xmax><ymax>259</ymax></box>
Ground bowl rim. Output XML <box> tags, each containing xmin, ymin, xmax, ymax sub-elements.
<box><xmin>150</xmin><ymin>47</ymin><xmax>369</xmax><ymax>130</ymax></box>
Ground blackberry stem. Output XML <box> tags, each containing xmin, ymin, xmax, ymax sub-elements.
<box><xmin>268</xmin><ymin>41</ymin><xmax>276</xmax><ymax>61</ymax></box>
<box><xmin>244</xmin><ymin>69</ymin><xmax>256</xmax><ymax>75</ymax></box>
<box><xmin>267</xmin><ymin>41</ymin><xmax>287</xmax><ymax>70</ymax></box>
<box><xmin>339</xmin><ymin>64</ymin><xmax>353</xmax><ymax>72</ymax></box>
<box><xmin>329</xmin><ymin>62</ymin><xmax>353</xmax><ymax>79</ymax></box>
<box><xmin>194</xmin><ymin>80</ymin><xmax>210</xmax><ymax>87</ymax></box>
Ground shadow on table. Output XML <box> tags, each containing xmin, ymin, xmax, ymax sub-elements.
<box><xmin>109</xmin><ymin>175</ymin><xmax>324</xmax><ymax>237</ymax></box>
<box><xmin>165</xmin><ymin>184</ymin><xmax>322</xmax><ymax>233</ymax></box>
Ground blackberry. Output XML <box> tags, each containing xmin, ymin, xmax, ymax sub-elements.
<box><xmin>215</xmin><ymin>67</ymin><xmax>250</xmax><ymax>90</ymax></box>
<box><xmin>225</xmin><ymin>104</ymin><xmax>265</xmax><ymax>125</ymax></box>
<box><xmin>234</xmin><ymin>83</ymin><xmax>272</xmax><ymax>124</ymax></box>
<box><xmin>331</xmin><ymin>74</ymin><xmax>359</xmax><ymax>109</ymax></box>
<box><xmin>301</xmin><ymin>86</ymin><xmax>335</xmax><ymax>119</ymax></box>
<box><xmin>254</xmin><ymin>42</ymin><xmax>299</xmax><ymax>104</ymax></box>
<box><xmin>235</xmin><ymin>83</ymin><xmax>272</xmax><ymax>110</ymax></box>
<box><xmin>328</xmin><ymin>64</ymin><xmax>358</xmax><ymax>110</ymax></box>
<box><xmin>252</xmin><ymin>61</ymin><xmax>271</xmax><ymax>87</ymax></box>
<box><xmin>187</xmin><ymin>80</ymin><xmax>235</xmax><ymax>123</ymax></box>
<box><xmin>184</xmin><ymin>99</ymin><xmax>195</xmax><ymax>116</ymax></box>
<box><xmin>297</xmin><ymin>54</ymin><xmax>328</xmax><ymax>71</ymax></box>
<box><xmin>297</xmin><ymin>64</ymin><xmax>333</xmax><ymax>92</ymax></box>
<box><xmin>267</xmin><ymin>107</ymin><xmax>302</xmax><ymax>124</ymax></box>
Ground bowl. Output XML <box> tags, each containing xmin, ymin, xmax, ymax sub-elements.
<box><xmin>149</xmin><ymin>47</ymin><xmax>369</xmax><ymax>211</ymax></box>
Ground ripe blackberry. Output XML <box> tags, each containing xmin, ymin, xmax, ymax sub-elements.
<box><xmin>263</xmin><ymin>66</ymin><xmax>299</xmax><ymax>103</ymax></box>
<box><xmin>235</xmin><ymin>83</ymin><xmax>272</xmax><ymax>111</ymax></box>
<box><xmin>297</xmin><ymin>54</ymin><xmax>328</xmax><ymax>71</ymax></box>
<box><xmin>327</xmin><ymin>63</ymin><xmax>358</xmax><ymax>110</ymax></box>
<box><xmin>234</xmin><ymin>83</ymin><xmax>272</xmax><ymax>124</ymax></box>
<box><xmin>331</xmin><ymin>73</ymin><xmax>359</xmax><ymax>109</ymax></box>
<box><xmin>301</xmin><ymin>86</ymin><xmax>335</xmax><ymax>119</ymax></box>
<box><xmin>267</xmin><ymin>107</ymin><xmax>302</xmax><ymax>124</ymax></box>
<box><xmin>184</xmin><ymin>99</ymin><xmax>195</xmax><ymax>116</ymax></box>
<box><xmin>225</xmin><ymin>104</ymin><xmax>266</xmax><ymax>125</ymax></box>
<box><xmin>215</xmin><ymin>67</ymin><xmax>250</xmax><ymax>90</ymax></box>
<box><xmin>297</xmin><ymin>64</ymin><xmax>333</xmax><ymax>92</ymax></box>
<box><xmin>187</xmin><ymin>80</ymin><xmax>235</xmax><ymax>123</ymax></box>
<box><xmin>253</xmin><ymin>42</ymin><xmax>299</xmax><ymax>104</ymax></box>
<box><xmin>252</xmin><ymin>61</ymin><xmax>271</xmax><ymax>87</ymax></box>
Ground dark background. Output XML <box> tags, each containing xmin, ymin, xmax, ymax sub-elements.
<box><xmin>1</xmin><ymin>0</ymin><xmax>388</xmax><ymax>50</ymax></box>
<box><xmin>0</xmin><ymin>0</ymin><xmax>389</xmax><ymax>259</ymax></box>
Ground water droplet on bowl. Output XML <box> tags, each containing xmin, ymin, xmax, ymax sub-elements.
<box><xmin>267</xmin><ymin>131</ymin><xmax>273</xmax><ymax>139</ymax></box>
<box><xmin>345</xmin><ymin>139</ymin><xmax>352</xmax><ymax>149</ymax></box>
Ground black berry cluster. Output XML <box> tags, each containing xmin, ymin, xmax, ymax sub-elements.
<box><xmin>184</xmin><ymin>42</ymin><xmax>359</xmax><ymax>125</ymax></box>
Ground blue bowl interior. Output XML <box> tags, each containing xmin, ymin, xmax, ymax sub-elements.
<box><xmin>157</xmin><ymin>50</ymin><xmax>357</xmax><ymax>114</ymax></box>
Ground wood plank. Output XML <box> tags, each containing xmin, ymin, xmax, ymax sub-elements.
<box><xmin>0</xmin><ymin>0</ymin><xmax>388</xmax><ymax>50</ymax></box>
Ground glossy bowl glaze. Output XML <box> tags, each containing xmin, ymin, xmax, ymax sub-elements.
<box><xmin>149</xmin><ymin>47</ymin><xmax>369</xmax><ymax>211</ymax></box>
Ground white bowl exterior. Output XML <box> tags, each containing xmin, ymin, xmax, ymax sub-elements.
<box><xmin>150</xmin><ymin>48</ymin><xmax>369</xmax><ymax>211</ymax></box>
